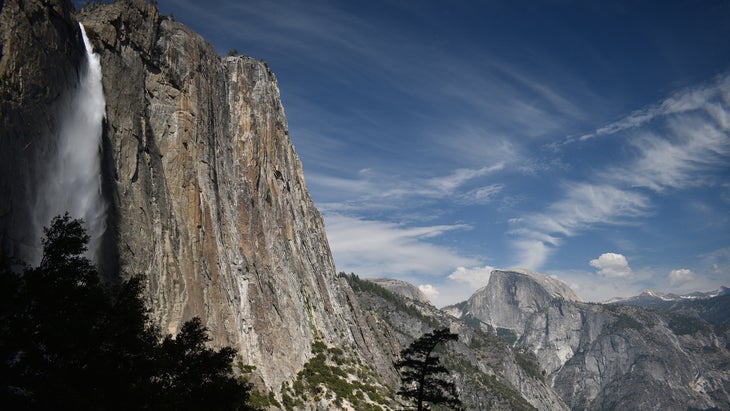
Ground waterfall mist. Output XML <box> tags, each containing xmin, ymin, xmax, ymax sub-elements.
<box><xmin>32</xmin><ymin>23</ymin><xmax>107</xmax><ymax>264</ymax></box>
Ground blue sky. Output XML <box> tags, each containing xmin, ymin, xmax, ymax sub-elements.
<box><xmin>97</xmin><ymin>1</ymin><xmax>730</xmax><ymax>306</ymax></box>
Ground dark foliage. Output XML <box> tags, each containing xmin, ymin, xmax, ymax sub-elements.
<box><xmin>0</xmin><ymin>214</ymin><xmax>256</xmax><ymax>410</ymax></box>
<box><xmin>395</xmin><ymin>327</ymin><xmax>462</xmax><ymax>411</ymax></box>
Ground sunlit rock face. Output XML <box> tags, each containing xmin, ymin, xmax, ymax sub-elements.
<box><xmin>462</xmin><ymin>269</ymin><xmax>581</xmax><ymax>337</ymax></box>
<box><xmin>0</xmin><ymin>0</ymin><xmax>394</xmax><ymax>394</ymax></box>
<box><xmin>352</xmin><ymin>277</ymin><xmax>570</xmax><ymax>411</ymax></box>
<box><xmin>75</xmin><ymin>0</ymin><xmax>363</xmax><ymax>388</ymax></box>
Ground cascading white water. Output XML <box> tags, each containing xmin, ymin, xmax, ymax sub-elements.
<box><xmin>32</xmin><ymin>23</ymin><xmax>107</xmax><ymax>264</ymax></box>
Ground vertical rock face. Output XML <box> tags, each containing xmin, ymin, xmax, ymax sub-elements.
<box><xmin>74</xmin><ymin>0</ymin><xmax>355</xmax><ymax>388</ymax></box>
<box><xmin>459</xmin><ymin>269</ymin><xmax>581</xmax><ymax>336</ymax></box>
<box><xmin>1</xmin><ymin>0</ymin><xmax>398</xmax><ymax>395</ymax></box>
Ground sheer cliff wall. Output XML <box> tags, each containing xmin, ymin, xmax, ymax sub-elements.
<box><xmin>77</xmin><ymin>0</ymin><xmax>366</xmax><ymax>388</ymax></box>
<box><xmin>1</xmin><ymin>0</ymin><xmax>392</xmax><ymax>390</ymax></box>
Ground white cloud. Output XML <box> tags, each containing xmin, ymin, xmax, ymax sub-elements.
<box><xmin>324</xmin><ymin>213</ymin><xmax>478</xmax><ymax>278</ymax></box>
<box><xmin>669</xmin><ymin>268</ymin><xmax>694</xmax><ymax>285</ymax></box>
<box><xmin>430</xmin><ymin>56</ymin><xmax>590</xmax><ymax>142</ymax></box>
<box><xmin>606</xmin><ymin>117</ymin><xmax>730</xmax><ymax>192</ymax></box>
<box><xmin>429</xmin><ymin>125</ymin><xmax>523</xmax><ymax>167</ymax></box>
<box><xmin>508</xmin><ymin>75</ymin><xmax>730</xmax><ymax>271</ymax></box>
<box><xmin>590</xmin><ymin>253</ymin><xmax>633</xmax><ymax>278</ymax></box>
<box><xmin>426</xmin><ymin>164</ymin><xmax>504</xmax><ymax>194</ymax></box>
<box><xmin>447</xmin><ymin>266</ymin><xmax>496</xmax><ymax>290</ymax></box>
<box><xmin>310</xmin><ymin>162</ymin><xmax>505</xmax><ymax>214</ymax></box>
<box><xmin>508</xmin><ymin>184</ymin><xmax>649</xmax><ymax>269</ymax></box>
<box><xmin>581</xmin><ymin>73</ymin><xmax>730</xmax><ymax>141</ymax></box>
<box><xmin>583</xmin><ymin>73</ymin><xmax>730</xmax><ymax>194</ymax></box>
<box><xmin>512</xmin><ymin>239</ymin><xmax>554</xmax><ymax>270</ymax></box>
<box><xmin>534</xmin><ymin>183</ymin><xmax>650</xmax><ymax>236</ymax></box>
<box><xmin>418</xmin><ymin>284</ymin><xmax>439</xmax><ymax>300</ymax></box>
<box><xmin>459</xmin><ymin>184</ymin><xmax>505</xmax><ymax>205</ymax></box>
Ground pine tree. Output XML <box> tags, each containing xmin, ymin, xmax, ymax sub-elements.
<box><xmin>0</xmin><ymin>214</ymin><xmax>257</xmax><ymax>410</ymax></box>
<box><xmin>395</xmin><ymin>327</ymin><xmax>462</xmax><ymax>410</ymax></box>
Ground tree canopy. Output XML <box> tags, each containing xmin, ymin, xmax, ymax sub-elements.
<box><xmin>0</xmin><ymin>214</ymin><xmax>257</xmax><ymax>410</ymax></box>
<box><xmin>396</xmin><ymin>327</ymin><xmax>462</xmax><ymax>410</ymax></box>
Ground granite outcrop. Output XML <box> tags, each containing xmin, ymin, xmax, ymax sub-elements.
<box><xmin>446</xmin><ymin>269</ymin><xmax>730</xmax><ymax>410</ymax></box>
<box><xmin>2</xmin><ymin>0</ymin><xmax>361</xmax><ymax>392</ymax></box>
<box><xmin>75</xmin><ymin>0</ymin><xmax>360</xmax><ymax>390</ymax></box>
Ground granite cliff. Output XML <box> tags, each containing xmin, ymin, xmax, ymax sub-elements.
<box><xmin>2</xmin><ymin>0</ymin><xmax>382</xmax><ymax>394</ymax></box>
<box><xmin>0</xmin><ymin>2</ymin><xmax>568</xmax><ymax>408</ymax></box>
<box><xmin>446</xmin><ymin>269</ymin><xmax>730</xmax><ymax>410</ymax></box>
<box><xmin>76</xmin><ymin>1</ymin><xmax>353</xmax><ymax>389</ymax></box>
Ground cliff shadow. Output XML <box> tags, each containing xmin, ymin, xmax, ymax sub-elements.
<box><xmin>98</xmin><ymin>116</ymin><xmax>120</xmax><ymax>286</ymax></box>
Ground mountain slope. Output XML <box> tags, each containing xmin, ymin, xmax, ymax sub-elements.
<box><xmin>611</xmin><ymin>287</ymin><xmax>730</xmax><ymax>325</ymax></box>
<box><xmin>448</xmin><ymin>269</ymin><xmax>730</xmax><ymax>410</ymax></box>
<box><xmin>343</xmin><ymin>273</ymin><xmax>569</xmax><ymax>411</ymax></box>
<box><xmin>368</xmin><ymin>277</ymin><xmax>432</xmax><ymax>304</ymax></box>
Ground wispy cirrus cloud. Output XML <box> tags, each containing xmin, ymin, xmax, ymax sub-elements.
<box><xmin>579</xmin><ymin>74</ymin><xmax>730</xmax><ymax>141</ymax></box>
<box><xmin>324</xmin><ymin>214</ymin><xmax>478</xmax><ymax>278</ymax></box>
<box><xmin>316</xmin><ymin>163</ymin><xmax>504</xmax><ymax>281</ymax></box>
<box><xmin>459</xmin><ymin>184</ymin><xmax>505</xmax><ymax>205</ymax></box>
<box><xmin>311</xmin><ymin>162</ymin><xmax>505</xmax><ymax>214</ymax></box>
<box><xmin>520</xmin><ymin>183</ymin><xmax>651</xmax><ymax>237</ymax></box>
<box><xmin>509</xmin><ymin>183</ymin><xmax>650</xmax><ymax>268</ymax></box>
<box><xmin>606</xmin><ymin>116</ymin><xmax>730</xmax><ymax>191</ymax></box>
<box><xmin>508</xmin><ymin>73</ymin><xmax>730</xmax><ymax>270</ymax></box>
<box><xmin>427</xmin><ymin>164</ymin><xmax>505</xmax><ymax>193</ymax></box>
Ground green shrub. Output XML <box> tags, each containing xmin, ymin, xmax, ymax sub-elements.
<box><xmin>291</xmin><ymin>336</ymin><xmax>389</xmax><ymax>409</ymax></box>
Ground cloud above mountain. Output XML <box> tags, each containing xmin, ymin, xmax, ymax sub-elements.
<box><xmin>590</xmin><ymin>253</ymin><xmax>633</xmax><ymax>278</ymax></box>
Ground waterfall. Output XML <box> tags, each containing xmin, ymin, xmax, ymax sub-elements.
<box><xmin>32</xmin><ymin>23</ymin><xmax>107</xmax><ymax>264</ymax></box>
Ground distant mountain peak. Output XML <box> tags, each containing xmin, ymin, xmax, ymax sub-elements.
<box><xmin>368</xmin><ymin>278</ymin><xmax>431</xmax><ymax>304</ymax></box>
<box><xmin>713</xmin><ymin>285</ymin><xmax>730</xmax><ymax>296</ymax></box>
<box><xmin>639</xmin><ymin>289</ymin><xmax>672</xmax><ymax>300</ymax></box>
<box><xmin>609</xmin><ymin>286</ymin><xmax>730</xmax><ymax>305</ymax></box>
